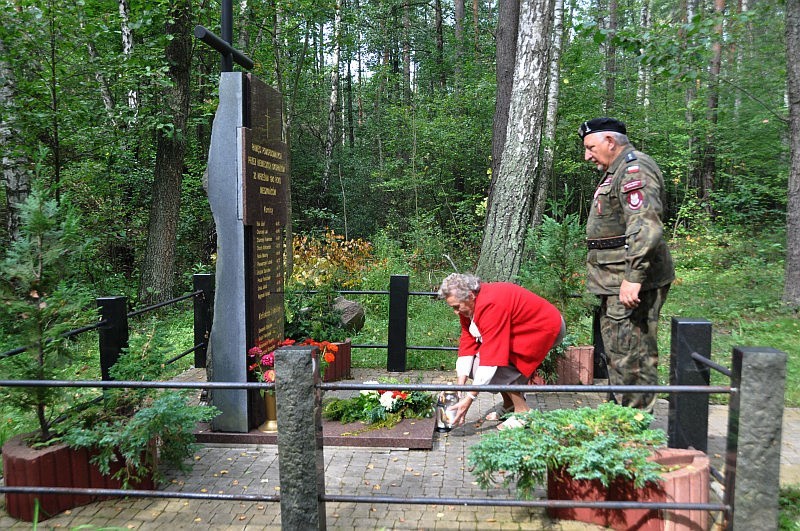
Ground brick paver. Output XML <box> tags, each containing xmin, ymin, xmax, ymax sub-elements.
<box><xmin>1</xmin><ymin>367</ymin><xmax>796</xmax><ymax>529</ymax></box>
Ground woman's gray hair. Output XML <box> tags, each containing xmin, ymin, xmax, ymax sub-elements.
<box><xmin>437</xmin><ymin>273</ymin><xmax>481</xmax><ymax>301</ymax></box>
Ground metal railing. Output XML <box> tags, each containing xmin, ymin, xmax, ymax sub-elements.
<box><xmin>0</xmin><ymin>278</ymin><xmax>787</xmax><ymax>530</ymax></box>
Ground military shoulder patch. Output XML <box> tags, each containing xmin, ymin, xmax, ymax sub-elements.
<box><xmin>622</xmin><ymin>179</ymin><xmax>644</xmax><ymax>192</ymax></box>
<box><xmin>626</xmin><ymin>190</ymin><xmax>644</xmax><ymax>210</ymax></box>
<box><xmin>625</xmin><ymin>152</ymin><xmax>638</xmax><ymax>162</ymax></box>
<box><xmin>626</xmin><ymin>165</ymin><xmax>640</xmax><ymax>174</ymax></box>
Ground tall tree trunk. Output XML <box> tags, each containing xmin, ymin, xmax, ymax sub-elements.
<box><xmin>0</xmin><ymin>36</ymin><xmax>30</xmax><ymax>241</ymax></box>
<box><xmin>700</xmin><ymin>0</ymin><xmax>725</xmax><ymax>217</ymax></box>
<box><xmin>785</xmin><ymin>0</ymin><xmax>800</xmax><ymax>305</ymax></box>
<box><xmin>46</xmin><ymin>3</ymin><xmax>61</xmax><ymax>203</ymax></box>
<box><xmin>477</xmin><ymin>0</ymin><xmax>554</xmax><ymax>281</ymax></box>
<box><xmin>139</xmin><ymin>0</ymin><xmax>192</xmax><ymax>304</ymax></box>
<box><xmin>532</xmin><ymin>0</ymin><xmax>565</xmax><ymax>230</ymax></box>
<box><xmin>322</xmin><ymin>3</ymin><xmax>342</xmax><ymax>201</ymax></box>
<box><xmin>489</xmin><ymin>1</ymin><xmax>520</xmax><ymax>195</ymax></box>
<box><xmin>402</xmin><ymin>0</ymin><xmax>412</xmax><ymax>103</ymax></box>
<box><xmin>683</xmin><ymin>0</ymin><xmax>701</xmax><ymax>193</ymax></box>
<box><xmin>118</xmin><ymin>0</ymin><xmax>138</xmax><ymax>114</ymax></box>
<box><xmin>604</xmin><ymin>0</ymin><xmax>618</xmax><ymax>113</ymax></box>
<box><xmin>473</xmin><ymin>0</ymin><xmax>480</xmax><ymax>53</ymax></box>
<box><xmin>435</xmin><ymin>0</ymin><xmax>446</xmax><ymax>90</ymax></box>
<box><xmin>636</xmin><ymin>0</ymin><xmax>653</xmax><ymax>115</ymax></box>
<box><xmin>454</xmin><ymin>0</ymin><xmax>465</xmax><ymax>88</ymax></box>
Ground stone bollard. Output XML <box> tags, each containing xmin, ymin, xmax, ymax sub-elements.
<box><xmin>724</xmin><ymin>346</ymin><xmax>786</xmax><ymax>530</ymax></box>
<box><xmin>274</xmin><ymin>345</ymin><xmax>326</xmax><ymax>530</ymax></box>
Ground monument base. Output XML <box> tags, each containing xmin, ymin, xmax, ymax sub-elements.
<box><xmin>196</xmin><ymin>415</ymin><xmax>435</xmax><ymax>449</ymax></box>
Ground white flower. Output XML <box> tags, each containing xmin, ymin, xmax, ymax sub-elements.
<box><xmin>361</xmin><ymin>382</ymin><xmax>380</xmax><ymax>397</ymax></box>
<box><xmin>379</xmin><ymin>391</ymin><xmax>397</xmax><ymax>411</ymax></box>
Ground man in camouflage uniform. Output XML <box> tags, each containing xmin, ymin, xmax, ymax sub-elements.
<box><xmin>578</xmin><ymin>117</ymin><xmax>675</xmax><ymax>412</ymax></box>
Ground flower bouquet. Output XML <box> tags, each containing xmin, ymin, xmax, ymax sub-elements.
<box><xmin>248</xmin><ymin>338</ymin><xmax>340</xmax><ymax>389</ymax></box>
<box><xmin>322</xmin><ymin>378</ymin><xmax>435</xmax><ymax>431</ymax></box>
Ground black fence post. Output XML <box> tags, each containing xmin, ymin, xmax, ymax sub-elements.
<box><xmin>97</xmin><ymin>297</ymin><xmax>129</xmax><ymax>381</ymax></box>
<box><xmin>723</xmin><ymin>346</ymin><xmax>786</xmax><ymax>530</ymax></box>
<box><xmin>387</xmin><ymin>274</ymin><xmax>409</xmax><ymax>372</ymax></box>
<box><xmin>193</xmin><ymin>274</ymin><xmax>215</xmax><ymax>369</ymax></box>
<box><xmin>668</xmin><ymin>317</ymin><xmax>711</xmax><ymax>451</ymax></box>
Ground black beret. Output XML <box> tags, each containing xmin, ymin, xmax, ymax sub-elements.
<box><xmin>578</xmin><ymin>117</ymin><xmax>627</xmax><ymax>139</ymax></box>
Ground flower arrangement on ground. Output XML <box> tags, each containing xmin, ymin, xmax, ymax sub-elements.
<box><xmin>248</xmin><ymin>338</ymin><xmax>339</xmax><ymax>390</ymax></box>
<box><xmin>322</xmin><ymin>378</ymin><xmax>435</xmax><ymax>430</ymax></box>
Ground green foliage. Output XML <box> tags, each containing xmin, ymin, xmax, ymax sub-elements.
<box><xmin>519</xmin><ymin>197</ymin><xmax>593</xmax><ymax>345</ymax></box>
<box><xmin>57</xmin><ymin>323</ymin><xmax>219</xmax><ymax>486</ymax></box>
<box><xmin>0</xmin><ymin>190</ymin><xmax>96</xmax><ymax>442</ymax></box>
<box><xmin>322</xmin><ymin>377</ymin><xmax>435</xmax><ymax>431</ymax></box>
<box><xmin>60</xmin><ymin>392</ymin><xmax>219</xmax><ymax>487</ymax></box>
<box><xmin>284</xmin><ymin>282</ymin><xmax>348</xmax><ymax>343</ymax></box>
<box><xmin>780</xmin><ymin>485</ymin><xmax>800</xmax><ymax>530</ymax></box>
<box><xmin>468</xmin><ymin>403</ymin><xmax>667</xmax><ymax>499</ymax></box>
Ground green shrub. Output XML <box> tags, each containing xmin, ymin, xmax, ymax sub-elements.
<box><xmin>468</xmin><ymin>403</ymin><xmax>667</xmax><ymax>498</ymax></box>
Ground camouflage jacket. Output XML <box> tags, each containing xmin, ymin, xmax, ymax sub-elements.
<box><xmin>585</xmin><ymin>146</ymin><xmax>675</xmax><ymax>295</ymax></box>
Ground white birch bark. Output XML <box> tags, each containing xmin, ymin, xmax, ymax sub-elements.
<box><xmin>0</xmin><ymin>37</ymin><xmax>30</xmax><ymax>241</ymax></box>
<box><xmin>476</xmin><ymin>0</ymin><xmax>554</xmax><ymax>281</ymax></box>
<box><xmin>321</xmin><ymin>3</ymin><xmax>341</xmax><ymax>197</ymax></box>
<box><xmin>119</xmin><ymin>0</ymin><xmax>138</xmax><ymax>113</ymax></box>
<box><xmin>532</xmin><ymin>0</ymin><xmax>565</xmax><ymax>230</ymax></box>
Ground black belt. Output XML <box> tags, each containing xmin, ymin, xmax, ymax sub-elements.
<box><xmin>587</xmin><ymin>236</ymin><xmax>627</xmax><ymax>250</ymax></box>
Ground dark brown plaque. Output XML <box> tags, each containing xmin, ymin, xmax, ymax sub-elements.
<box><xmin>241</xmin><ymin>76</ymin><xmax>287</xmax><ymax>354</ymax></box>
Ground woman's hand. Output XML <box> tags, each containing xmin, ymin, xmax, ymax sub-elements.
<box><xmin>448</xmin><ymin>395</ymin><xmax>474</xmax><ymax>426</ymax></box>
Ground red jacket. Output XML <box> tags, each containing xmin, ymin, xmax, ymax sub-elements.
<box><xmin>457</xmin><ymin>282</ymin><xmax>562</xmax><ymax>378</ymax></box>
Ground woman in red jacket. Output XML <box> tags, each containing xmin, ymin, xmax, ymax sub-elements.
<box><xmin>438</xmin><ymin>273</ymin><xmax>565</xmax><ymax>429</ymax></box>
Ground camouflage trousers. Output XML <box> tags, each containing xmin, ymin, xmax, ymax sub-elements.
<box><xmin>598</xmin><ymin>285</ymin><xmax>670</xmax><ymax>412</ymax></box>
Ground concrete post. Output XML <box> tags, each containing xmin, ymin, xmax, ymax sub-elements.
<box><xmin>668</xmin><ymin>317</ymin><xmax>712</xmax><ymax>451</ymax></box>
<box><xmin>275</xmin><ymin>345</ymin><xmax>326</xmax><ymax>530</ymax></box>
<box><xmin>723</xmin><ymin>346</ymin><xmax>786</xmax><ymax>530</ymax></box>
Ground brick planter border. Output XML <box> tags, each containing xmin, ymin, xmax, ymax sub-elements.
<box><xmin>2</xmin><ymin>433</ymin><xmax>155</xmax><ymax>522</ymax></box>
<box><xmin>547</xmin><ymin>447</ymin><xmax>710</xmax><ymax>530</ymax></box>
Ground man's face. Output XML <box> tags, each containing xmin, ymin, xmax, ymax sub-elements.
<box><xmin>583</xmin><ymin>132</ymin><xmax>615</xmax><ymax>172</ymax></box>
<box><xmin>445</xmin><ymin>293</ymin><xmax>476</xmax><ymax>320</ymax></box>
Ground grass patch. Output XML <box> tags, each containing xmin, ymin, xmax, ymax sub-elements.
<box><xmin>781</xmin><ymin>485</ymin><xmax>800</xmax><ymax>530</ymax></box>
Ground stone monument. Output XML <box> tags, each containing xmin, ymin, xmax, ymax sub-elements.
<box><xmin>205</xmin><ymin>72</ymin><xmax>288</xmax><ymax>432</ymax></box>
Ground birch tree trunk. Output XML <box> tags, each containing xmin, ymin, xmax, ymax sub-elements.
<box><xmin>0</xmin><ymin>36</ymin><xmax>30</xmax><ymax>241</ymax></box>
<box><xmin>784</xmin><ymin>0</ymin><xmax>800</xmax><ymax>305</ymax></box>
<box><xmin>605</xmin><ymin>0</ymin><xmax>618</xmax><ymax>113</ymax></box>
<box><xmin>118</xmin><ymin>0</ymin><xmax>138</xmax><ymax>114</ymax></box>
<box><xmin>477</xmin><ymin>0</ymin><xmax>554</xmax><ymax>281</ymax></box>
<box><xmin>138</xmin><ymin>0</ymin><xmax>192</xmax><ymax>304</ymax></box>
<box><xmin>532</xmin><ymin>0</ymin><xmax>565</xmax><ymax>230</ymax></box>
<box><xmin>321</xmin><ymin>2</ymin><xmax>341</xmax><ymax>199</ymax></box>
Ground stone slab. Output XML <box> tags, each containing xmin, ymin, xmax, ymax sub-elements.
<box><xmin>195</xmin><ymin>416</ymin><xmax>434</xmax><ymax>450</ymax></box>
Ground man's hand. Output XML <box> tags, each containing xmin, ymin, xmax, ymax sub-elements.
<box><xmin>619</xmin><ymin>280</ymin><xmax>642</xmax><ymax>309</ymax></box>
